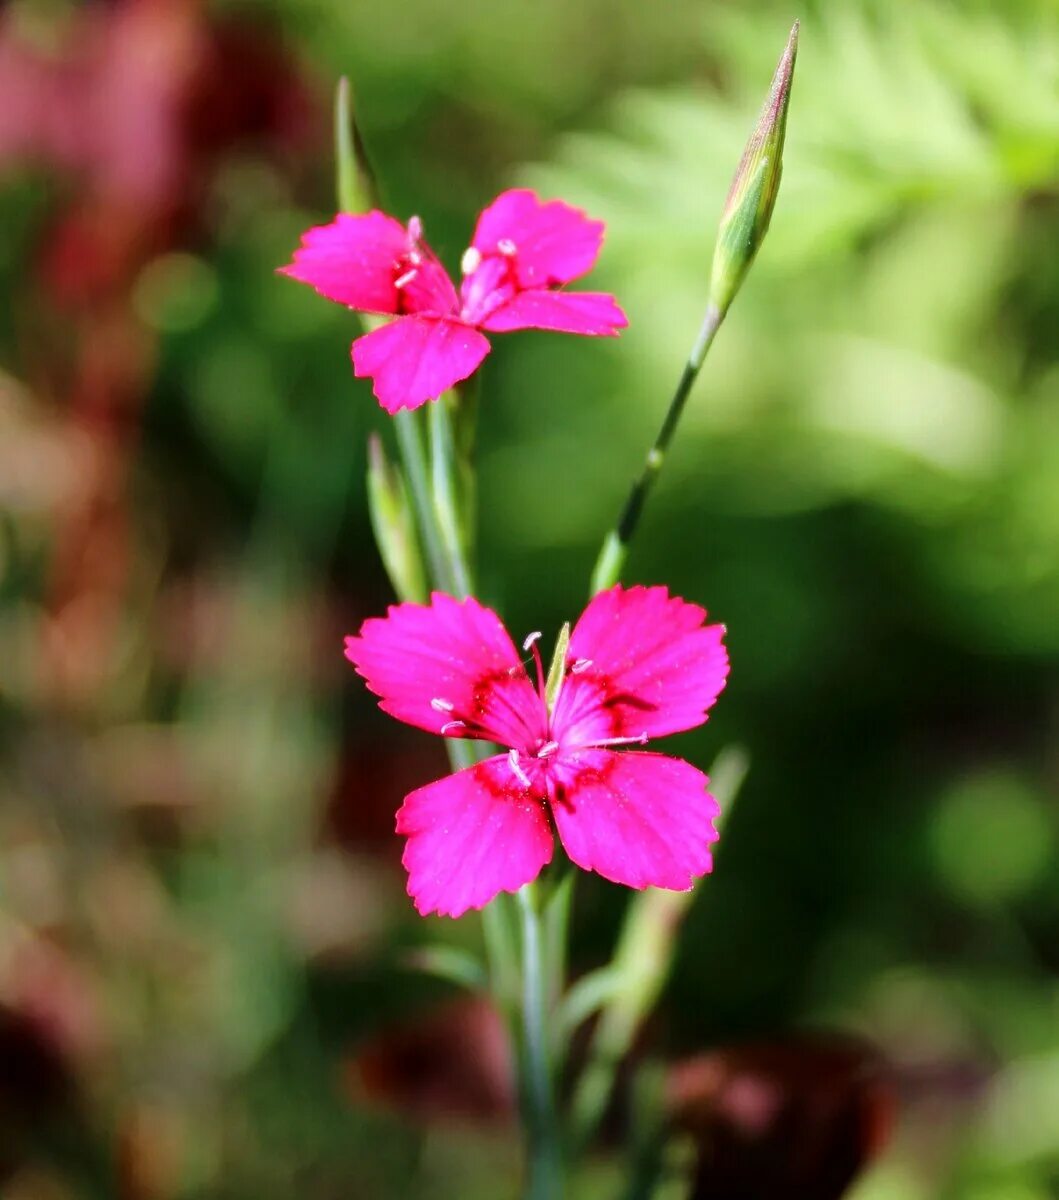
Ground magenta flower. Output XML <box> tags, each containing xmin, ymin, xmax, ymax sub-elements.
<box><xmin>345</xmin><ymin>584</ymin><xmax>729</xmax><ymax>917</ymax></box>
<box><xmin>279</xmin><ymin>189</ymin><xmax>628</xmax><ymax>413</ymax></box>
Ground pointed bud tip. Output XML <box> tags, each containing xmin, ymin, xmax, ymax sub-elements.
<box><xmin>709</xmin><ymin>21</ymin><xmax>800</xmax><ymax>315</ymax></box>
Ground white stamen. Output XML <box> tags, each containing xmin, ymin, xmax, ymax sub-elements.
<box><xmin>408</xmin><ymin>249</ymin><xmax>423</xmax><ymax>266</ymax></box>
<box><xmin>508</xmin><ymin>749</ymin><xmax>531</xmax><ymax>789</ymax></box>
<box><xmin>407</xmin><ymin>215</ymin><xmax>423</xmax><ymax>243</ymax></box>
<box><xmin>538</xmin><ymin>741</ymin><xmax>559</xmax><ymax>758</ymax></box>
<box><xmin>394</xmin><ymin>268</ymin><xmax>418</xmax><ymax>289</ymax></box>
<box><xmin>497</xmin><ymin>238</ymin><xmax>517</xmax><ymax>256</ymax></box>
<box><xmin>441</xmin><ymin>720</ymin><xmax>467</xmax><ymax>735</ymax></box>
<box><xmin>460</xmin><ymin>246</ymin><xmax>481</xmax><ymax>275</ymax></box>
<box><xmin>430</xmin><ymin>697</ymin><xmax>454</xmax><ymax>712</ymax></box>
<box><xmin>570</xmin><ymin>658</ymin><xmax>593</xmax><ymax>674</ymax></box>
<box><xmin>522</xmin><ymin>631</ymin><xmax>542</xmax><ymax>652</ymax></box>
<box><xmin>590</xmin><ymin>732</ymin><xmax>649</xmax><ymax>749</ymax></box>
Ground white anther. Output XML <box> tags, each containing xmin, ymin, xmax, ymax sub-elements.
<box><xmin>407</xmin><ymin>215</ymin><xmax>423</xmax><ymax>242</ymax></box>
<box><xmin>538</xmin><ymin>741</ymin><xmax>559</xmax><ymax>758</ymax></box>
<box><xmin>570</xmin><ymin>658</ymin><xmax>593</xmax><ymax>674</ymax></box>
<box><xmin>431</xmin><ymin>697</ymin><xmax>454</xmax><ymax>712</ymax></box>
<box><xmin>394</xmin><ymin>268</ymin><xmax>417</xmax><ymax>289</ymax></box>
<box><xmin>441</xmin><ymin>720</ymin><xmax>467</xmax><ymax>735</ymax></box>
<box><xmin>508</xmin><ymin>749</ymin><xmax>531</xmax><ymax>789</ymax></box>
<box><xmin>497</xmin><ymin>238</ymin><xmax>517</xmax><ymax>256</ymax></box>
<box><xmin>522</xmin><ymin>631</ymin><xmax>542</xmax><ymax>652</ymax></box>
<box><xmin>460</xmin><ymin>246</ymin><xmax>481</xmax><ymax>275</ymax></box>
<box><xmin>408</xmin><ymin>249</ymin><xmax>423</xmax><ymax>266</ymax></box>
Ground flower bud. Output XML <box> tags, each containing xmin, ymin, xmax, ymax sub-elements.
<box><xmin>708</xmin><ymin>22</ymin><xmax>798</xmax><ymax>316</ymax></box>
<box><xmin>366</xmin><ymin>434</ymin><xmax>427</xmax><ymax>603</ymax></box>
<box><xmin>334</xmin><ymin>76</ymin><xmax>380</xmax><ymax>215</ymax></box>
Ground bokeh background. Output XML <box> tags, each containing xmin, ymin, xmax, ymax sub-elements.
<box><xmin>1</xmin><ymin>0</ymin><xmax>1057</xmax><ymax>1196</ymax></box>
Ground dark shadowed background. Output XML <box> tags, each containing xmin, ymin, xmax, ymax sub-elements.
<box><xmin>1</xmin><ymin>0</ymin><xmax>1057</xmax><ymax>1196</ymax></box>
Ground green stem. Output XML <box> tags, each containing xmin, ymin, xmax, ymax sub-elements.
<box><xmin>569</xmin><ymin>746</ymin><xmax>750</xmax><ymax>1150</ymax></box>
<box><xmin>589</xmin><ymin>303</ymin><xmax>724</xmax><ymax>593</ymax></box>
<box><xmin>518</xmin><ymin>884</ymin><xmax>563</xmax><ymax>1199</ymax></box>
<box><xmin>428</xmin><ymin>395</ymin><xmax>474</xmax><ymax>598</ymax></box>
<box><xmin>393</xmin><ymin>408</ymin><xmax>452</xmax><ymax>592</ymax></box>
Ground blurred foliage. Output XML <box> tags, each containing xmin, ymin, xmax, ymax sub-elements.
<box><xmin>0</xmin><ymin>0</ymin><xmax>1057</xmax><ymax>1196</ymax></box>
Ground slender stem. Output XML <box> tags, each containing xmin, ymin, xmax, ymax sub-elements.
<box><xmin>428</xmin><ymin>395</ymin><xmax>474</xmax><ymax>598</ymax></box>
<box><xmin>589</xmin><ymin>302</ymin><xmax>724</xmax><ymax>594</ymax></box>
<box><xmin>518</xmin><ymin>884</ymin><xmax>562</xmax><ymax>1199</ymax></box>
<box><xmin>569</xmin><ymin>746</ymin><xmax>750</xmax><ymax>1150</ymax></box>
<box><xmin>392</xmin><ymin>408</ymin><xmax>452</xmax><ymax>592</ymax></box>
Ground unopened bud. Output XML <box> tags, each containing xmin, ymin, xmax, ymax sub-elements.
<box><xmin>708</xmin><ymin>21</ymin><xmax>798</xmax><ymax>316</ymax></box>
<box><xmin>335</xmin><ymin>76</ymin><xmax>380</xmax><ymax>215</ymax></box>
<box><xmin>366</xmin><ymin>433</ymin><xmax>427</xmax><ymax>603</ymax></box>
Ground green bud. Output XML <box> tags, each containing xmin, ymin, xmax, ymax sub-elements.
<box><xmin>366</xmin><ymin>434</ymin><xmax>427</xmax><ymax>603</ymax></box>
<box><xmin>334</xmin><ymin>76</ymin><xmax>380</xmax><ymax>215</ymax></box>
<box><xmin>708</xmin><ymin>21</ymin><xmax>799</xmax><ymax>316</ymax></box>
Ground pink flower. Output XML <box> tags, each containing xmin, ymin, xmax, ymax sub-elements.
<box><xmin>345</xmin><ymin>584</ymin><xmax>729</xmax><ymax>917</ymax></box>
<box><xmin>279</xmin><ymin>189</ymin><xmax>628</xmax><ymax>413</ymax></box>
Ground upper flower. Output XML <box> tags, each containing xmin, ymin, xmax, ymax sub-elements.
<box><xmin>279</xmin><ymin>189</ymin><xmax>628</xmax><ymax>413</ymax></box>
<box><xmin>345</xmin><ymin>584</ymin><xmax>729</xmax><ymax>917</ymax></box>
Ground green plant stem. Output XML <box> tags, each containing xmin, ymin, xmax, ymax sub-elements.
<box><xmin>518</xmin><ymin>884</ymin><xmax>563</xmax><ymax>1199</ymax></box>
<box><xmin>569</xmin><ymin>746</ymin><xmax>750</xmax><ymax>1150</ymax></box>
<box><xmin>590</xmin><ymin>302</ymin><xmax>724</xmax><ymax>594</ymax></box>
<box><xmin>428</xmin><ymin>395</ymin><xmax>474</xmax><ymax>598</ymax></box>
<box><xmin>392</xmin><ymin>408</ymin><xmax>452</xmax><ymax>592</ymax></box>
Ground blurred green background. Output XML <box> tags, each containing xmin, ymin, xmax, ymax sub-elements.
<box><xmin>1</xmin><ymin>0</ymin><xmax>1057</xmax><ymax>1196</ymax></box>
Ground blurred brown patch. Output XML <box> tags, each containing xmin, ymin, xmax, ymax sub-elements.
<box><xmin>669</xmin><ymin>1034</ymin><xmax>896</xmax><ymax>1200</ymax></box>
<box><xmin>0</xmin><ymin>0</ymin><xmax>320</xmax><ymax>712</ymax></box>
<box><xmin>345</xmin><ymin>997</ymin><xmax>516</xmax><ymax>1126</ymax></box>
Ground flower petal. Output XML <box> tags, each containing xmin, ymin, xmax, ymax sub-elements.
<box><xmin>471</xmin><ymin>189</ymin><xmax>605</xmax><ymax>288</ymax></box>
<box><xmin>352</xmin><ymin>317</ymin><xmax>491</xmax><ymax>413</ymax></box>
<box><xmin>480</xmin><ymin>289</ymin><xmax>628</xmax><ymax>336</ymax></box>
<box><xmin>345</xmin><ymin>593</ymin><xmax>546</xmax><ymax>748</ymax></box>
<box><xmin>398</xmin><ymin>755</ymin><xmax>554</xmax><ymax>917</ymax></box>
<box><xmin>551</xmin><ymin>750</ymin><xmax>719</xmax><ymax>891</ymax></box>
<box><xmin>279</xmin><ymin>211</ymin><xmax>403</xmax><ymax>313</ymax></box>
<box><xmin>279</xmin><ymin>212</ymin><xmax>459</xmax><ymax>316</ymax></box>
<box><xmin>551</xmin><ymin>585</ymin><xmax>729</xmax><ymax>746</ymax></box>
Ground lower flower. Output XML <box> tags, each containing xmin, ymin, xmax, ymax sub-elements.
<box><xmin>345</xmin><ymin>584</ymin><xmax>730</xmax><ymax>917</ymax></box>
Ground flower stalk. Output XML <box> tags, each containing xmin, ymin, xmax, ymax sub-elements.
<box><xmin>322</xmin><ymin>27</ymin><xmax>801</xmax><ymax>1191</ymax></box>
<box><xmin>569</xmin><ymin>746</ymin><xmax>750</xmax><ymax>1149</ymax></box>
<box><xmin>591</xmin><ymin>22</ymin><xmax>798</xmax><ymax>593</ymax></box>
<box><xmin>518</xmin><ymin>883</ymin><xmax>564</xmax><ymax>1199</ymax></box>
<box><xmin>590</xmin><ymin>302</ymin><xmax>723</xmax><ymax>593</ymax></box>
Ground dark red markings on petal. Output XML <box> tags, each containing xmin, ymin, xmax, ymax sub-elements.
<box><xmin>396</xmin><ymin>245</ymin><xmax>461</xmax><ymax>317</ymax></box>
<box><xmin>552</xmin><ymin>585</ymin><xmax>729</xmax><ymax>747</ymax></box>
<box><xmin>550</xmin><ymin>750</ymin><xmax>719</xmax><ymax>892</ymax></box>
<box><xmin>397</xmin><ymin>755</ymin><xmax>554</xmax><ymax>917</ymax></box>
<box><xmin>344</xmin><ymin>593</ymin><xmax>545</xmax><ymax>748</ymax></box>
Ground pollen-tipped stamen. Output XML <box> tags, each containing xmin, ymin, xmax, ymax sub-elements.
<box><xmin>508</xmin><ymin>749</ymin><xmax>532</xmax><ymax>789</ymax></box>
<box><xmin>523</xmin><ymin>631</ymin><xmax>546</xmax><ymax>702</ymax></box>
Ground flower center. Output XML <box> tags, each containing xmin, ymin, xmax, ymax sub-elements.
<box><xmin>459</xmin><ymin>252</ymin><xmax>517</xmax><ymax>325</ymax></box>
